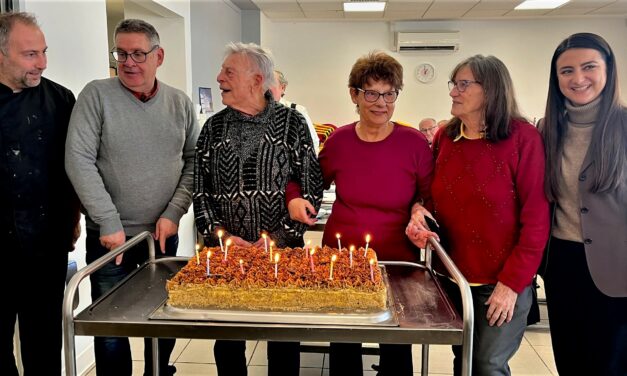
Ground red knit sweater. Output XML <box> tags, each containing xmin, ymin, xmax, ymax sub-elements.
<box><xmin>432</xmin><ymin>119</ymin><xmax>549</xmax><ymax>293</ymax></box>
<box><xmin>320</xmin><ymin>123</ymin><xmax>434</xmax><ymax>262</ymax></box>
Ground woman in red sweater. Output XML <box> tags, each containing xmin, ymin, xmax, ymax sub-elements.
<box><xmin>288</xmin><ymin>51</ymin><xmax>434</xmax><ymax>375</ymax></box>
<box><xmin>407</xmin><ymin>55</ymin><xmax>549</xmax><ymax>375</ymax></box>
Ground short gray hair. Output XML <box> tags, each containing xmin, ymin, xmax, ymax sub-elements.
<box><xmin>275</xmin><ymin>70</ymin><xmax>288</xmax><ymax>87</ymax></box>
<box><xmin>114</xmin><ymin>19</ymin><xmax>160</xmax><ymax>47</ymax></box>
<box><xmin>0</xmin><ymin>12</ymin><xmax>39</xmax><ymax>55</ymax></box>
<box><xmin>225</xmin><ymin>42</ymin><xmax>275</xmax><ymax>91</ymax></box>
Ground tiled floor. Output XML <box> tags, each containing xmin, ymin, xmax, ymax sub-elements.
<box><xmin>84</xmin><ymin>327</ymin><xmax>557</xmax><ymax>375</ymax></box>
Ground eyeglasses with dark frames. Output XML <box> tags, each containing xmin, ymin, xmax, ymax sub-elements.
<box><xmin>448</xmin><ymin>80</ymin><xmax>481</xmax><ymax>93</ymax></box>
<box><xmin>355</xmin><ymin>88</ymin><xmax>399</xmax><ymax>103</ymax></box>
<box><xmin>110</xmin><ymin>45</ymin><xmax>159</xmax><ymax>63</ymax></box>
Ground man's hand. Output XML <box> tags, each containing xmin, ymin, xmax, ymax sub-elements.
<box><xmin>486</xmin><ymin>282</ymin><xmax>518</xmax><ymax>327</ymax></box>
<box><xmin>154</xmin><ymin>217</ymin><xmax>178</xmax><ymax>254</ymax></box>
<box><xmin>288</xmin><ymin>198</ymin><xmax>317</xmax><ymax>226</ymax></box>
<box><xmin>100</xmin><ymin>230</ymin><xmax>126</xmax><ymax>265</ymax></box>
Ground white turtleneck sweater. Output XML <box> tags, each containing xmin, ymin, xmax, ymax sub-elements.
<box><xmin>553</xmin><ymin>96</ymin><xmax>600</xmax><ymax>242</ymax></box>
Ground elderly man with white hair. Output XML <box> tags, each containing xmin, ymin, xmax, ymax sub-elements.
<box><xmin>193</xmin><ymin>42</ymin><xmax>323</xmax><ymax>376</ymax></box>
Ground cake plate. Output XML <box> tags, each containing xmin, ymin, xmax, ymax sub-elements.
<box><xmin>63</xmin><ymin>232</ymin><xmax>473</xmax><ymax>376</ymax></box>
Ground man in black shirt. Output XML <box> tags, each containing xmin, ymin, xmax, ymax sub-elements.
<box><xmin>0</xmin><ymin>12</ymin><xmax>79</xmax><ymax>376</ymax></box>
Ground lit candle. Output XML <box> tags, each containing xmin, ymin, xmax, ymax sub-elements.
<box><xmin>206</xmin><ymin>250</ymin><xmax>212</xmax><ymax>276</ymax></box>
<box><xmin>195</xmin><ymin>244</ymin><xmax>200</xmax><ymax>265</ymax></box>
<box><xmin>329</xmin><ymin>254</ymin><xmax>337</xmax><ymax>280</ymax></box>
<box><xmin>364</xmin><ymin>234</ymin><xmax>371</xmax><ymax>257</ymax></box>
<box><xmin>309</xmin><ymin>249</ymin><xmax>315</xmax><ymax>273</ymax></box>
<box><xmin>349</xmin><ymin>245</ymin><xmax>354</xmax><ymax>268</ymax></box>
<box><xmin>369</xmin><ymin>258</ymin><xmax>375</xmax><ymax>282</ymax></box>
<box><xmin>269</xmin><ymin>241</ymin><xmax>275</xmax><ymax>262</ymax></box>
<box><xmin>217</xmin><ymin>229</ymin><xmax>224</xmax><ymax>253</ymax></box>
<box><xmin>304</xmin><ymin>239</ymin><xmax>311</xmax><ymax>259</ymax></box>
<box><xmin>336</xmin><ymin>233</ymin><xmax>342</xmax><ymax>251</ymax></box>
<box><xmin>239</xmin><ymin>259</ymin><xmax>245</xmax><ymax>274</ymax></box>
<box><xmin>224</xmin><ymin>238</ymin><xmax>232</xmax><ymax>261</ymax></box>
<box><xmin>274</xmin><ymin>252</ymin><xmax>280</xmax><ymax>279</ymax></box>
<box><xmin>262</xmin><ymin>232</ymin><xmax>268</xmax><ymax>253</ymax></box>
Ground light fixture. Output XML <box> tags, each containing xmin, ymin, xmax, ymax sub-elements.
<box><xmin>515</xmin><ymin>0</ymin><xmax>570</xmax><ymax>10</ymax></box>
<box><xmin>343</xmin><ymin>1</ymin><xmax>386</xmax><ymax>12</ymax></box>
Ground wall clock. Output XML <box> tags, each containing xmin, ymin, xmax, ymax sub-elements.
<box><xmin>416</xmin><ymin>63</ymin><xmax>436</xmax><ymax>83</ymax></box>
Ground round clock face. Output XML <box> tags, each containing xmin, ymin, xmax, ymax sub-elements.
<box><xmin>416</xmin><ymin>63</ymin><xmax>436</xmax><ymax>83</ymax></box>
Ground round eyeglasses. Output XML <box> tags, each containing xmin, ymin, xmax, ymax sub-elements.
<box><xmin>356</xmin><ymin>88</ymin><xmax>399</xmax><ymax>103</ymax></box>
<box><xmin>110</xmin><ymin>45</ymin><xmax>159</xmax><ymax>63</ymax></box>
<box><xmin>448</xmin><ymin>80</ymin><xmax>481</xmax><ymax>93</ymax></box>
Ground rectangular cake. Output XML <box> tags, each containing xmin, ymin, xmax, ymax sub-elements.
<box><xmin>166</xmin><ymin>245</ymin><xmax>387</xmax><ymax>312</ymax></box>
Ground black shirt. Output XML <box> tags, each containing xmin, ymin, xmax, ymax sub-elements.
<box><xmin>0</xmin><ymin>77</ymin><xmax>79</xmax><ymax>253</ymax></box>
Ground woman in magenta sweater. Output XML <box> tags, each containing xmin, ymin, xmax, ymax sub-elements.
<box><xmin>407</xmin><ymin>55</ymin><xmax>549</xmax><ymax>375</ymax></box>
<box><xmin>312</xmin><ymin>51</ymin><xmax>433</xmax><ymax>376</ymax></box>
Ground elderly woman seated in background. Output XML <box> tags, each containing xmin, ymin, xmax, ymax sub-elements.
<box><xmin>289</xmin><ymin>51</ymin><xmax>433</xmax><ymax>376</ymax></box>
<box><xmin>407</xmin><ymin>54</ymin><xmax>549</xmax><ymax>376</ymax></box>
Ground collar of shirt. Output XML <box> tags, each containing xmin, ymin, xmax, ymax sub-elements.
<box><xmin>125</xmin><ymin>79</ymin><xmax>159</xmax><ymax>102</ymax></box>
<box><xmin>453</xmin><ymin>122</ymin><xmax>485</xmax><ymax>142</ymax></box>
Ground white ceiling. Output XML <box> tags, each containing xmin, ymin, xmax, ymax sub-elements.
<box><xmin>236</xmin><ymin>0</ymin><xmax>627</xmax><ymax>21</ymax></box>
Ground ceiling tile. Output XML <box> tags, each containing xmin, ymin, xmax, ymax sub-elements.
<box><xmin>298</xmin><ymin>2</ymin><xmax>343</xmax><ymax>10</ymax></box>
<box><xmin>262</xmin><ymin>10</ymin><xmax>306</xmax><ymax>18</ymax></box>
<box><xmin>302</xmin><ymin>10</ymin><xmax>345</xmax><ymax>17</ymax></box>
<box><xmin>464</xmin><ymin>8</ymin><xmax>511</xmax><ymax>16</ymax></box>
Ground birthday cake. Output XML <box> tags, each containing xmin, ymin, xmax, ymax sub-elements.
<box><xmin>166</xmin><ymin>245</ymin><xmax>387</xmax><ymax>312</ymax></box>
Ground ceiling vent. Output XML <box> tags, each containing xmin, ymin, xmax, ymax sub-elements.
<box><xmin>394</xmin><ymin>31</ymin><xmax>460</xmax><ymax>52</ymax></box>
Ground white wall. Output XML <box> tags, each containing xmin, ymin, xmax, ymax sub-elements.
<box><xmin>260</xmin><ymin>17</ymin><xmax>627</xmax><ymax>127</ymax></box>
<box><xmin>190</xmin><ymin>0</ymin><xmax>242</xmax><ymax>113</ymax></box>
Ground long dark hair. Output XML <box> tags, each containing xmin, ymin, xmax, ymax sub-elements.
<box><xmin>446</xmin><ymin>55</ymin><xmax>526</xmax><ymax>142</ymax></box>
<box><xmin>542</xmin><ymin>33</ymin><xmax>626</xmax><ymax>201</ymax></box>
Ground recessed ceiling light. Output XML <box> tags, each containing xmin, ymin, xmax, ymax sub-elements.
<box><xmin>515</xmin><ymin>0</ymin><xmax>570</xmax><ymax>10</ymax></box>
<box><xmin>343</xmin><ymin>1</ymin><xmax>386</xmax><ymax>12</ymax></box>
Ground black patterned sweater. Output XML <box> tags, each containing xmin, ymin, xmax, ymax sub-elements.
<box><xmin>193</xmin><ymin>95</ymin><xmax>323</xmax><ymax>248</ymax></box>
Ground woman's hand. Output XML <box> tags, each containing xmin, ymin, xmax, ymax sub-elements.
<box><xmin>405</xmin><ymin>203</ymin><xmax>439</xmax><ymax>248</ymax></box>
<box><xmin>486</xmin><ymin>282</ymin><xmax>518</xmax><ymax>327</ymax></box>
<box><xmin>287</xmin><ymin>198</ymin><xmax>317</xmax><ymax>226</ymax></box>
<box><xmin>228</xmin><ymin>235</ymin><xmax>253</xmax><ymax>247</ymax></box>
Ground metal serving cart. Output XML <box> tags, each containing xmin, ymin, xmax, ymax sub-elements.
<box><xmin>63</xmin><ymin>232</ymin><xmax>473</xmax><ymax>376</ymax></box>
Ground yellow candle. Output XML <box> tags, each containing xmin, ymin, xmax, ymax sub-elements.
<box><xmin>364</xmin><ymin>234</ymin><xmax>371</xmax><ymax>257</ymax></box>
<box><xmin>274</xmin><ymin>252</ymin><xmax>280</xmax><ymax>279</ymax></box>
<box><xmin>217</xmin><ymin>229</ymin><xmax>224</xmax><ymax>253</ymax></box>
<box><xmin>224</xmin><ymin>238</ymin><xmax>232</xmax><ymax>261</ymax></box>
<box><xmin>270</xmin><ymin>241</ymin><xmax>275</xmax><ymax>262</ymax></box>
<box><xmin>349</xmin><ymin>245</ymin><xmax>354</xmax><ymax>268</ymax></box>
<box><xmin>195</xmin><ymin>244</ymin><xmax>200</xmax><ymax>265</ymax></box>
<box><xmin>261</xmin><ymin>232</ymin><xmax>268</xmax><ymax>253</ymax></box>
<box><xmin>336</xmin><ymin>233</ymin><xmax>342</xmax><ymax>251</ymax></box>
<box><xmin>329</xmin><ymin>254</ymin><xmax>337</xmax><ymax>280</ymax></box>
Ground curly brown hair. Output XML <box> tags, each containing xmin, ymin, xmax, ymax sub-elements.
<box><xmin>348</xmin><ymin>51</ymin><xmax>403</xmax><ymax>91</ymax></box>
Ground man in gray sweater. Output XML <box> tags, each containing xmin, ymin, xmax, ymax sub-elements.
<box><xmin>65</xmin><ymin>19</ymin><xmax>199</xmax><ymax>376</ymax></box>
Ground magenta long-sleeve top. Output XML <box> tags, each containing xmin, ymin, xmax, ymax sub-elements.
<box><xmin>319</xmin><ymin>122</ymin><xmax>434</xmax><ymax>262</ymax></box>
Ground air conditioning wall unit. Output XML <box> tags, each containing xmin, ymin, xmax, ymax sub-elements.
<box><xmin>394</xmin><ymin>31</ymin><xmax>460</xmax><ymax>52</ymax></box>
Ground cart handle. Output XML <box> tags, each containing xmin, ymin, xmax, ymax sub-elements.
<box><xmin>63</xmin><ymin>231</ymin><xmax>155</xmax><ymax>376</ymax></box>
<box><xmin>427</xmin><ymin>236</ymin><xmax>474</xmax><ymax>376</ymax></box>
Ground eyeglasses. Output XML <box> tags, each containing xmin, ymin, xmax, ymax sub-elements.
<box><xmin>419</xmin><ymin>125</ymin><xmax>437</xmax><ymax>134</ymax></box>
<box><xmin>110</xmin><ymin>45</ymin><xmax>159</xmax><ymax>63</ymax></box>
<box><xmin>356</xmin><ymin>88</ymin><xmax>399</xmax><ymax>103</ymax></box>
<box><xmin>448</xmin><ymin>80</ymin><xmax>481</xmax><ymax>93</ymax></box>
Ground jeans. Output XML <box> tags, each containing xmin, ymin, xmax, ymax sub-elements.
<box><xmin>86</xmin><ymin>229</ymin><xmax>178</xmax><ymax>376</ymax></box>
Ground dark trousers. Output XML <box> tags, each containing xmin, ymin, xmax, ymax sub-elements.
<box><xmin>214</xmin><ymin>340</ymin><xmax>300</xmax><ymax>375</ymax></box>
<box><xmin>0</xmin><ymin>242</ymin><xmax>68</xmax><ymax>376</ymax></box>
<box><xmin>329</xmin><ymin>342</ymin><xmax>413</xmax><ymax>376</ymax></box>
<box><xmin>86</xmin><ymin>229</ymin><xmax>178</xmax><ymax>376</ymax></box>
<box><xmin>544</xmin><ymin>237</ymin><xmax>627</xmax><ymax>376</ymax></box>
<box><xmin>442</xmin><ymin>277</ymin><xmax>532</xmax><ymax>376</ymax></box>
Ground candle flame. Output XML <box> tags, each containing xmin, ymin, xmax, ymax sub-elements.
<box><xmin>349</xmin><ymin>245</ymin><xmax>355</xmax><ymax>252</ymax></box>
<box><xmin>208</xmin><ymin>250</ymin><xmax>212</xmax><ymax>257</ymax></box>
<box><xmin>274</xmin><ymin>252</ymin><xmax>280</xmax><ymax>263</ymax></box>
<box><xmin>261</xmin><ymin>232</ymin><xmax>267</xmax><ymax>239</ymax></box>
<box><xmin>331</xmin><ymin>254</ymin><xmax>337</xmax><ymax>262</ymax></box>
<box><xmin>226</xmin><ymin>238</ymin><xmax>232</xmax><ymax>246</ymax></box>
<box><xmin>366</xmin><ymin>234</ymin><xmax>371</xmax><ymax>242</ymax></box>
<box><xmin>336</xmin><ymin>233</ymin><xmax>341</xmax><ymax>239</ymax></box>
<box><xmin>217</xmin><ymin>229</ymin><xmax>224</xmax><ymax>238</ymax></box>
<box><xmin>239</xmin><ymin>259</ymin><xmax>243</xmax><ymax>265</ymax></box>
<box><xmin>310</xmin><ymin>249</ymin><xmax>315</xmax><ymax>256</ymax></box>
<box><xmin>369</xmin><ymin>258</ymin><xmax>374</xmax><ymax>265</ymax></box>
<box><xmin>270</xmin><ymin>240</ymin><xmax>275</xmax><ymax>246</ymax></box>
<box><xmin>195</xmin><ymin>243</ymin><xmax>200</xmax><ymax>251</ymax></box>
<box><xmin>306</xmin><ymin>239</ymin><xmax>311</xmax><ymax>245</ymax></box>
